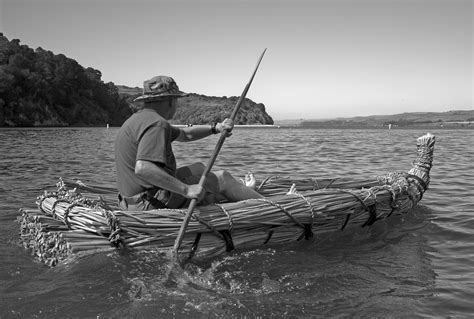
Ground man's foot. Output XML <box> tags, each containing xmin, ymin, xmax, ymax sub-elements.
<box><xmin>286</xmin><ymin>183</ymin><xmax>297</xmax><ymax>195</ymax></box>
<box><xmin>243</xmin><ymin>172</ymin><xmax>257</xmax><ymax>189</ymax></box>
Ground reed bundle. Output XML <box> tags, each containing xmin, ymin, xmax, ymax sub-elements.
<box><xmin>18</xmin><ymin>209</ymin><xmax>114</xmax><ymax>266</ymax></box>
<box><xmin>17</xmin><ymin>133</ymin><xmax>435</xmax><ymax>266</ymax></box>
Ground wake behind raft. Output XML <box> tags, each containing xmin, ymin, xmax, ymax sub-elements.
<box><xmin>18</xmin><ymin>133</ymin><xmax>435</xmax><ymax>267</ymax></box>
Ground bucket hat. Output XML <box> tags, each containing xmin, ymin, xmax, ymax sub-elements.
<box><xmin>133</xmin><ymin>76</ymin><xmax>188</xmax><ymax>103</ymax></box>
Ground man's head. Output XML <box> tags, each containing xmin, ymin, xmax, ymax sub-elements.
<box><xmin>134</xmin><ymin>76</ymin><xmax>187</xmax><ymax>103</ymax></box>
<box><xmin>131</xmin><ymin>76</ymin><xmax>187</xmax><ymax>118</ymax></box>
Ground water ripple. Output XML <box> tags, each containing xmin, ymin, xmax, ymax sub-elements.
<box><xmin>0</xmin><ymin>127</ymin><xmax>473</xmax><ymax>318</ymax></box>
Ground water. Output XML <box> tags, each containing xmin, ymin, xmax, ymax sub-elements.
<box><xmin>0</xmin><ymin>127</ymin><xmax>473</xmax><ymax>318</ymax></box>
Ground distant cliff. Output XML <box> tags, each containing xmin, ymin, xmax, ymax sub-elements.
<box><xmin>118</xmin><ymin>86</ymin><xmax>274</xmax><ymax>125</ymax></box>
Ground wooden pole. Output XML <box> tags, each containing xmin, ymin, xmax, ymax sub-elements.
<box><xmin>173</xmin><ymin>49</ymin><xmax>267</xmax><ymax>254</ymax></box>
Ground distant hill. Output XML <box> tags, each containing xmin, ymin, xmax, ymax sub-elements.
<box><xmin>342</xmin><ymin>110</ymin><xmax>474</xmax><ymax>124</ymax></box>
<box><xmin>118</xmin><ymin>86</ymin><xmax>274</xmax><ymax>125</ymax></box>
<box><xmin>276</xmin><ymin>110</ymin><xmax>474</xmax><ymax>129</ymax></box>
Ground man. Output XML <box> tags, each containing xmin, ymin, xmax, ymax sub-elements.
<box><xmin>115</xmin><ymin>75</ymin><xmax>262</xmax><ymax>211</ymax></box>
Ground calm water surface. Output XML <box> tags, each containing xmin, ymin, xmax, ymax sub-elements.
<box><xmin>0</xmin><ymin>127</ymin><xmax>473</xmax><ymax>318</ymax></box>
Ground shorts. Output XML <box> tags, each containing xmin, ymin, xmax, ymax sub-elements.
<box><xmin>118</xmin><ymin>165</ymin><xmax>220</xmax><ymax>211</ymax></box>
<box><xmin>166</xmin><ymin>165</ymin><xmax>220</xmax><ymax>208</ymax></box>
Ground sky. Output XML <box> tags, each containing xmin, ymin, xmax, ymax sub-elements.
<box><xmin>1</xmin><ymin>0</ymin><xmax>472</xmax><ymax>120</ymax></box>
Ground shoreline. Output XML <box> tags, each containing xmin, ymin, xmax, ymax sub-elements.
<box><xmin>1</xmin><ymin>124</ymin><xmax>472</xmax><ymax>130</ymax></box>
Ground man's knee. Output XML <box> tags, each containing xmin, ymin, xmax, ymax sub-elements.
<box><xmin>214</xmin><ymin>170</ymin><xmax>238</xmax><ymax>189</ymax></box>
<box><xmin>187</xmin><ymin>162</ymin><xmax>205</xmax><ymax>175</ymax></box>
<box><xmin>213</xmin><ymin>169</ymin><xmax>227</xmax><ymax>180</ymax></box>
<box><xmin>177</xmin><ymin>162</ymin><xmax>205</xmax><ymax>178</ymax></box>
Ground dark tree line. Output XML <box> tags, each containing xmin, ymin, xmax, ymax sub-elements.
<box><xmin>0</xmin><ymin>34</ymin><xmax>132</xmax><ymax>127</ymax></box>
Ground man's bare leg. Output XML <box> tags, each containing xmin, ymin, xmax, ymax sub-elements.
<box><xmin>214</xmin><ymin>170</ymin><xmax>263</xmax><ymax>202</ymax></box>
<box><xmin>178</xmin><ymin>163</ymin><xmax>262</xmax><ymax>203</ymax></box>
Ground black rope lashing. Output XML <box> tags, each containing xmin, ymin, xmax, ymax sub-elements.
<box><xmin>105</xmin><ymin>210</ymin><xmax>122</xmax><ymax>247</ymax></box>
<box><xmin>264</xmin><ymin>229</ymin><xmax>274</xmax><ymax>244</ymax></box>
<box><xmin>215</xmin><ymin>203</ymin><xmax>234</xmax><ymax>233</ymax></box>
<box><xmin>413</xmin><ymin>159</ymin><xmax>433</xmax><ymax>170</ymax></box>
<box><xmin>219</xmin><ymin>230</ymin><xmax>235</xmax><ymax>252</ymax></box>
<box><xmin>337</xmin><ymin>189</ymin><xmax>370</xmax><ymax>209</ymax></box>
<box><xmin>49</xmin><ymin>197</ymin><xmax>61</xmax><ymax>216</ymax></box>
<box><xmin>406</xmin><ymin>173</ymin><xmax>427</xmax><ymax>190</ymax></box>
<box><xmin>256</xmin><ymin>198</ymin><xmax>306</xmax><ymax>230</ymax></box>
<box><xmin>51</xmin><ymin>199</ymin><xmax>70</xmax><ymax>220</ymax></box>
<box><xmin>406</xmin><ymin>174</ymin><xmax>427</xmax><ymax>200</ymax></box>
<box><xmin>294</xmin><ymin>192</ymin><xmax>316</xmax><ymax>220</ymax></box>
<box><xmin>413</xmin><ymin>143</ymin><xmax>434</xmax><ymax>170</ymax></box>
<box><xmin>361</xmin><ymin>204</ymin><xmax>378</xmax><ymax>227</ymax></box>
<box><xmin>179</xmin><ymin>211</ymin><xmax>235</xmax><ymax>254</ymax></box>
<box><xmin>297</xmin><ymin>224</ymin><xmax>314</xmax><ymax>240</ymax></box>
<box><xmin>190</xmin><ymin>214</ymin><xmax>225</xmax><ymax>240</ymax></box>
<box><xmin>288</xmin><ymin>191</ymin><xmax>315</xmax><ymax>239</ymax></box>
<box><xmin>312</xmin><ymin>178</ymin><xmax>320</xmax><ymax>191</ymax></box>
<box><xmin>188</xmin><ymin>233</ymin><xmax>202</xmax><ymax>260</ymax></box>
<box><xmin>341</xmin><ymin>214</ymin><xmax>351</xmax><ymax>230</ymax></box>
<box><xmin>386</xmin><ymin>188</ymin><xmax>400</xmax><ymax>219</ymax></box>
<box><xmin>324</xmin><ymin>178</ymin><xmax>339</xmax><ymax>189</ymax></box>
<box><xmin>63</xmin><ymin>203</ymin><xmax>82</xmax><ymax>229</ymax></box>
<box><xmin>335</xmin><ymin>189</ymin><xmax>378</xmax><ymax>229</ymax></box>
<box><xmin>259</xmin><ymin>195</ymin><xmax>315</xmax><ymax>241</ymax></box>
<box><xmin>386</xmin><ymin>207</ymin><xmax>396</xmax><ymax>219</ymax></box>
<box><xmin>406</xmin><ymin>192</ymin><xmax>417</xmax><ymax>209</ymax></box>
<box><xmin>37</xmin><ymin>194</ymin><xmax>57</xmax><ymax>216</ymax></box>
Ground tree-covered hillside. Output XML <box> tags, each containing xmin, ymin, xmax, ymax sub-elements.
<box><xmin>0</xmin><ymin>34</ymin><xmax>131</xmax><ymax>127</ymax></box>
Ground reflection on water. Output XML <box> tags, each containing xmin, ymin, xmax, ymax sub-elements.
<box><xmin>0</xmin><ymin>128</ymin><xmax>473</xmax><ymax>317</ymax></box>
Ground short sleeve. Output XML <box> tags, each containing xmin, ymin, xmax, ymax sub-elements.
<box><xmin>136</xmin><ymin>124</ymin><xmax>169</xmax><ymax>165</ymax></box>
<box><xmin>170</xmin><ymin>125</ymin><xmax>181</xmax><ymax>141</ymax></box>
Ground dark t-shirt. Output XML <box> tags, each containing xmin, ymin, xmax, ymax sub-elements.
<box><xmin>115</xmin><ymin>109</ymin><xmax>181</xmax><ymax>197</ymax></box>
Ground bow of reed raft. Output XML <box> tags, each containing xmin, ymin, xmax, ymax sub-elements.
<box><xmin>18</xmin><ymin>133</ymin><xmax>436</xmax><ymax>267</ymax></box>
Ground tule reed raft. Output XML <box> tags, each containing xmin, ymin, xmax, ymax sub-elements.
<box><xmin>18</xmin><ymin>133</ymin><xmax>435</xmax><ymax>267</ymax></box>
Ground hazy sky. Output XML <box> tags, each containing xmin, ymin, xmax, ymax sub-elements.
<box><xmin>1</xmin><ymin>0</ymin><xmax>472</xmax><ymax>120</ymax></box>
